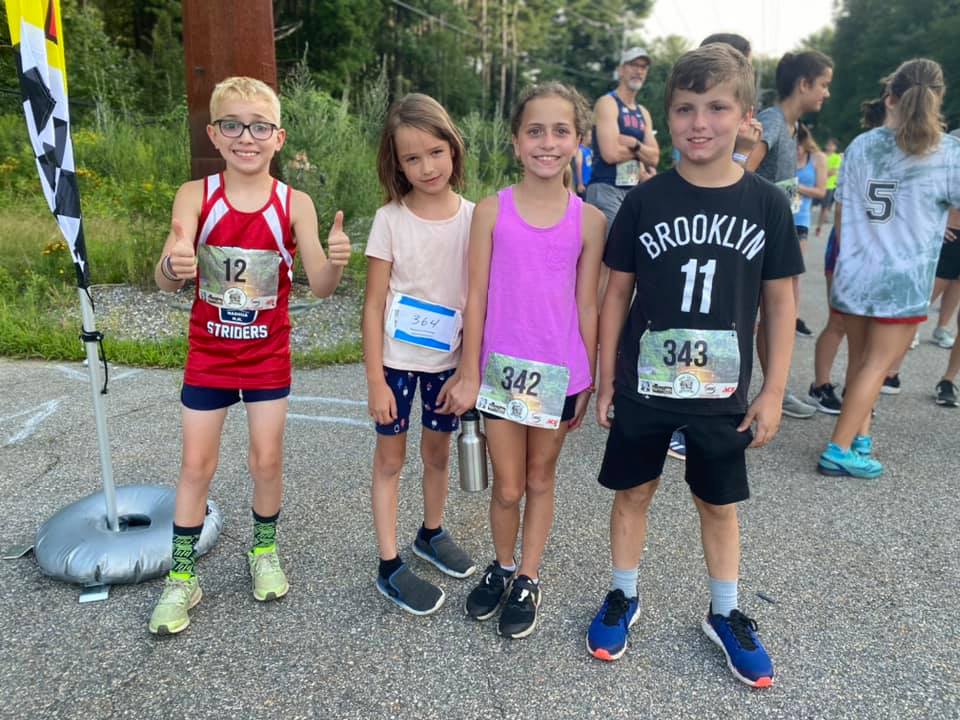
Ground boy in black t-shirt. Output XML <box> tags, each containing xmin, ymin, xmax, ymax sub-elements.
<box><xmin>586</xmin><ymin>45</ymin><xmax>803</xmax><ymax>688</ymax></box>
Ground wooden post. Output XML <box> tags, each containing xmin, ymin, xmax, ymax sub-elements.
<box><xmin>181</xmin><ymin>0</ymin><xmax>277</xmax><ymax>180</ymax></box>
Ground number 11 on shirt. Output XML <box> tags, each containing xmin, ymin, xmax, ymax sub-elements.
<box><xmin>679</xmin><ymin>259</ymin><xmax>717</xmax><ymax>313</ymax></box>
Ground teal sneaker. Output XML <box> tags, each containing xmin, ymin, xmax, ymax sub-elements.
<box><xmin>852</xmin><ymin>434</ymin><xmax>873</xmax><ymax>457</ymax></box>
<box><xmin>248</xmin><ymin>547</ymin><xmax>289</xmax><ymax>601</ymax></box>
<box><xmin>149</xmin><ymin>574</ymin><xmax>202</xmax><ymax>635</ymax></box>
<box><xmin>818</xmin><ymin>442</ymin><xmax>883</xmax><ymax>479</ymax></box>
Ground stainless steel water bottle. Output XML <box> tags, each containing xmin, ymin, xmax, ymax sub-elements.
<box><xmin>457</xmin><ymin>409</ymin><xmax>488</xmax><ymax>492</ymax></box>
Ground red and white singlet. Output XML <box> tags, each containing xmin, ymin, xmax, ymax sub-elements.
<box><xmin>183</xmin><ymin>173</ymin><xmax>296</xmax><ymax>390</ymax></box>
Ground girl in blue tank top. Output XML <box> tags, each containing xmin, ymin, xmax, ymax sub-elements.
<box><xmin>792</xmin><ymin>124</ymin><xmax>827</xmax><ymax>338</ymax></box>
<box><xmin>794</xmin><ymin>124</ymin><xmax>827</xmax><ymax>235</ymax></box>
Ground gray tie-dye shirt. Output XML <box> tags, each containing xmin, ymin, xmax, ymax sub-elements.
<box><xmin>832</xmin><ymin>128</ymin><xmax>960</xmax><ymax>318</ymax></box>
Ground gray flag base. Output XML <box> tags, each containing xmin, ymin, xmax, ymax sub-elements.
<box><xmin>31</xmin><ymin>290</ymin><xmax>223</xmax><ymax>595</ymax></box>
<box><xmin>35</xmin><ymin>485</ymin><xmax>223</xmax><ymax>587</ymax></box>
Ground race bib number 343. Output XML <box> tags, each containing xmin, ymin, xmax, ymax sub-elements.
<box><xmin>476</xmin><ymin>352</ymin><xmax>569</xmax><ymax>428</ymax></box>
<box><xmin>637</xmin><ymin>328</ymin><xmax>740</xmax><ymax>399</ymax></box>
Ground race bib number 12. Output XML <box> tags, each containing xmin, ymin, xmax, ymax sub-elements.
<box><xmin>476</xmin><ymin>352</ymin><xmax>569</xmax><ymax>428</ymax></box>
<box><xmin>198</xmin><ymin>245</ymin><xmax>280</xmax><ymax>311</ymax></box>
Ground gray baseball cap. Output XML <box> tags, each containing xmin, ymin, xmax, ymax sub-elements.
<box><xmin>620</xmin><ymin>47</ymin><xmax>651</xmax><ymax>64</ymax></box>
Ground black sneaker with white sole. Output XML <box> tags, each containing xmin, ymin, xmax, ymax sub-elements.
<box><xmin>880</xmin><ymin>374</ymin><xmax>901</xmax><ymax>395</ymax></box>
<box><xmin>497</xmin><ymin>575</ymin><xmax>541</xmax><ymax>639</ymax></box>
<box><xmin>935</xmin><ymin>379</ymin><xmax>958</xmax><ymax>407</ymax></box>
<box><xmin>796</xmin><ymin>318</ymin><xmax>814</xmax><ymax>337</ymax></box>
<box><xmin>465</xmin><ymin>560</ymin><xmax>514</xmax><ymax>621</ymax></box>
<box><xmin>808</xmin><ymin>382</ymin><xmax>842</xmax><ymax>414</ymax></box>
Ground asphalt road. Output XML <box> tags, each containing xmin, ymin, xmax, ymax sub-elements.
<box><xmin>1</xmin><ymin>228</ymin><xmax>957</xmax><ymax>719</ymax></box>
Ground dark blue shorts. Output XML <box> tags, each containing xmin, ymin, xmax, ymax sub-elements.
<box><xmin>824</xmin><ymin>226</ymin><xmax>839</xmax><ymax>275</ymax></box>
<box><xmin>181</xmin><ymin>383</ymin><xmax>290</xmax><ymax>411</ymax></box>
<box><xmin>935</xmin><ymin>232</ymin><xmax>960</xmax><ymax>280</ymax></box>
<box><xmin>375</xmin><ymin>367</ymin><xmax>459</xmax><ymax>436</ymax></box>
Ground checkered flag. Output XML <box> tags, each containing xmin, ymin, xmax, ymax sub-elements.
<box><xmin>6</xmin><ymin>0</ymin><xmax>88</xmax><ymax>288</ymax></box>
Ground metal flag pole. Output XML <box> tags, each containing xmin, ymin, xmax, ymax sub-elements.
<box><xmin>77</xmin><ymin>288</ymin><xmax>118</xmax><ymax>532</ymax></box>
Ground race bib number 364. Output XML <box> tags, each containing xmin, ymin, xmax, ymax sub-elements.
<box><xmin>637</xmin><ymin>328</ymin><xmax>740</xmax><ymax>399</ymax></box>
<box><xmin>385</xmin><ymin>294</ymin><xmax>462</xmax><ymax>353</ymax></box>
<box><xmin>476</xmin><ymin>352</ymin><xmax>569</xmax><ymax>428</ymax></box>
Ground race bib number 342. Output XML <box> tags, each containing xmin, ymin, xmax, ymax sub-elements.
<box><xmin>476</xmin><ymin>352</ymin><xmax>569</xmax><ymax>429</ymax></box>
<box><xmin>637</xmin><ymin>328</ymin><xmax>740</xmax><ymax>399</ymax></box>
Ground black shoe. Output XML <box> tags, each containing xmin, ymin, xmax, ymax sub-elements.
<box><xmin>497</xmin><ymin>575</ymin><xmax>541</xmax><ymax>639</ymax></box>
<box><xmin>935</xmin><ymin>379</ymin><xmax>958</xmax><ymax>407</ymax></box>
<box><xmin>796</xmin><ymin>318</ymin><xmax>814</xmax><ymax>337</ymax></box>
<box><xmin>808</xmin><ymin>382</ymin><xmax>842</xmax><ymax>414</ymax></box>
<box><xmin>880</xmin><ymin>374</ymin><xmax>901</xmax><ymax>395</ymax></box>
<box><xmin>465</xmin><ymin>560</ymin><xmax>514</xmax><ymax>621</ymax></box>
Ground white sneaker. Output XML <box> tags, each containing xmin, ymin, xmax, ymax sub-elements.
<box><xmin>931</xmin><ymin>326</ymin><xmax>955</xmax><ymax>349</ymax></box>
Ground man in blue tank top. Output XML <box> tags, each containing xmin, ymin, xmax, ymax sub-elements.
<box><xmin>586</xmin><ymin>47</ymin><xmax>660</xmax><ymax>239</ymax></box>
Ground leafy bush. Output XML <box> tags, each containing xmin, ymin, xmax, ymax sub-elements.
<box><xmin>280</xmin><ymin>64</ymin><xmax>382</xmax><ymax>227</ymax></box>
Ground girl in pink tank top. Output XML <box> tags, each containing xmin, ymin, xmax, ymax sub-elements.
<box><xmin>437</xmin><ymin>83</ymin><xmax>606</xmax><ymax>638</ymax></box>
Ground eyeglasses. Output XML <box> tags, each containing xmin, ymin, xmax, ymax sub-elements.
<box><xmin>213</xmin><ymin>119</ymin><xmax>279</xmax><ymax>140</ymax></box>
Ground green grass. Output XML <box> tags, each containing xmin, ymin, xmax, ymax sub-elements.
<box><xmin>293</xmin><ymin>340</ymin><xmax>363</xmax><ymax>367</ymax></box>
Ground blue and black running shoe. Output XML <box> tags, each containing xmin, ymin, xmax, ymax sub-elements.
<box><xmin>702</xmin><ymin>606</ymin><xmax>774</xmax><ymax>688</ymax></box>
<box><xmin>586</xmin><ymin>589</ymin><xmax>640</xmax><ymax>661</ymax></box>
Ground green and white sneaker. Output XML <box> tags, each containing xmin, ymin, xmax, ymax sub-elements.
<box><xmin>248</xmin><ymin>547</ymin><xmax>289</xmax><ymax>601</ymax></box>
<box><xmin>149</xmin><ymin>574</ymin><xmax>202</xmax><ymax>635</ymax></box>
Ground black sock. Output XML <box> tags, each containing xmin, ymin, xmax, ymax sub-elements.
<box><xmin>379</xmin><ymin>555</ymin><xmax>403</xmax><ymax>579</ymax></box>
<box><xmin>170</xmin><ymin>523</ymin><xmax>203</xmax><ymax>577</ymax></box>
<box><xmin>418</xmin><ymin>524</ymin><xmax>442</xmax><ymax>543</ymax></box>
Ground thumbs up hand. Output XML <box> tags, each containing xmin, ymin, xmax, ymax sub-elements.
<box><xmin>167</xmin><ymin>219</ymin><xmax>197</xmax><ymax>279</ymax></box>
<box><xmin>326</xmin><ymin>210</ymin><xmax>351</xmax><ymax>267</ymax></box>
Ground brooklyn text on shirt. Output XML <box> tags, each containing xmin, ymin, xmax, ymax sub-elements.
<box><xmin>637</xmin><ymin>213</ymin><xmax>766</xmax><ymax>261</ymax></box>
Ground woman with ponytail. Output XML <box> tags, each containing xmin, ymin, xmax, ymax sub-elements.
<box><xmin>817</xmin><ymin>59</ymin><xmax>960</xmax><ymax>479</ymax></box>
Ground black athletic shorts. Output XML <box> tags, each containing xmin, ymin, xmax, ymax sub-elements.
<box><xmin>481</xmin><ymin>393</ymin><xmax>578</xmax><ymax>424</ymax></box>
<box><xmin>597</xmin><ymin>394</ymin><xmax>752</xmax><ymax>505</ymax></box>
<box><xmin>935</xmin><ymin>232</ymin><xmax>960</xmax><ymax>280</ymax></box>
<box><xmin>813</xmin><ymin>188</ymin><xmax>836</xmax><ymax>208</ymax></box>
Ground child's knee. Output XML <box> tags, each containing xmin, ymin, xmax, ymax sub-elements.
<box><xmin>524</xmin><ymin>466</ymin><xmax>556</xmax><ymax>498</ymax></box>
<box><xmin>616</xmin><ymin>483</ymin><xmax>657</xmax><ymax>513</ymax></box>
<box><xmin>180</xmin><ymin>453</ymin><xmax>218</xmax><ymax>486</ymax></box>
<box><xmin>493</xmin><ymin>481</ymin><xmax>524</xmax><ymax>509</ymax></box>
<box><xmin>695</xmin><ymin>497</ymin><xmax>738</xmax><ymax>524</ymax></box>
<box><xmin>420</xmin><ymin>434</ymin><xmax>452</xmax><ymax>472</ymax></box>
<box><xmin>374</xmin><ymin>440</ymin><xmax>406</xmax><ymax>478</ymax></box>
<box><xmin>248</xmin><ymin>446</ymin><xmax>283</xmax><ymax>481</ymax></box>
